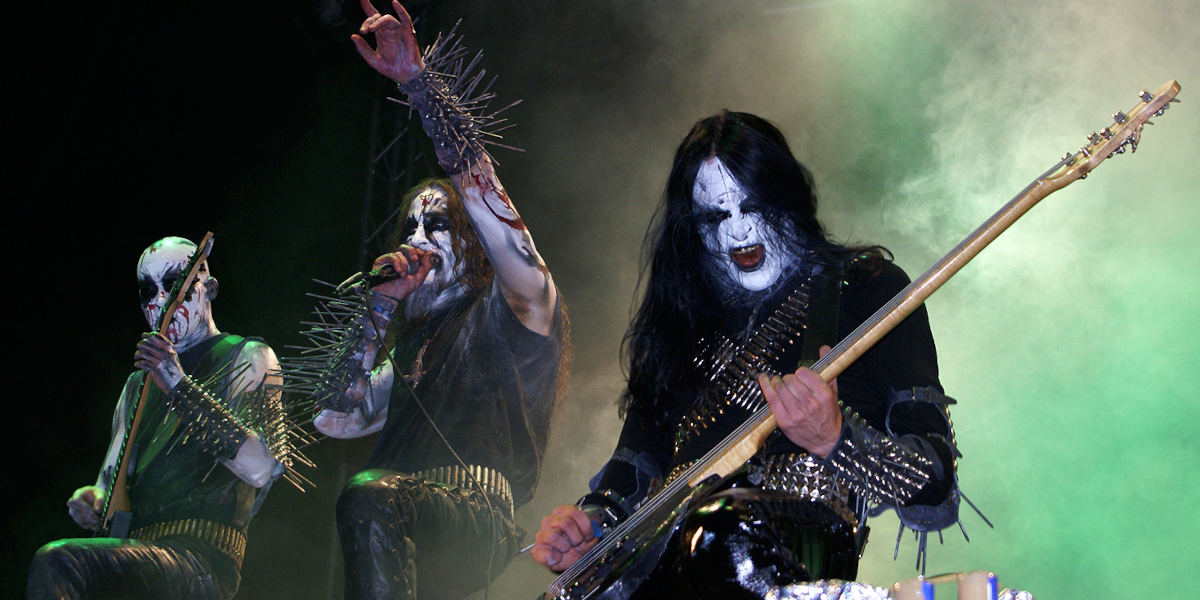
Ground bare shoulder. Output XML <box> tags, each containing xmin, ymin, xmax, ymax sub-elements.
<box><xmin>239</xmin><ymin>339</ymin><xmax>279</xmax><ymax>366</ymax></box>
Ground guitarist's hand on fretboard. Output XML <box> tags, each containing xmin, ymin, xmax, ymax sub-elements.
<box><xmin>133</xmin><ymin>332</ymin><xmax>185</xmax><ymax>393</ymax></box>
<box><xmin>757</xmin><ymin>345</ymin><xmax>843</xmax><ymax>459</ymax></box>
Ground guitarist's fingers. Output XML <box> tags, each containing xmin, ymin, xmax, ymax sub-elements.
<box><xmin>540</xmin><ymin>511</ymin><xmax>589</xmax><ymax>549</ymax></box>
<box><xmin>530</xmin><ymin>543</ymin><xmax>565</xmax><ymax>570</ymax></box>
<box><xmin>758</xmin><ymin>373</ymin><xmax>795</xmax><ymax>425</ymax></box>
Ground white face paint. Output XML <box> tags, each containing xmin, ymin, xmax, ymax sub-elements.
<box><xmin>136</xmin><ymin>237</ymin><xmax>214</xmax><ymax>350</ymax></box>
<box><xmin>403</xmin><ymin>186</ymin><xmax>466</xmax><ymax>317</ymax></box>
<box><xmin>692</xmin><ymin>157</ymin><xmax>791</xmax><ymax>292</ymax></box>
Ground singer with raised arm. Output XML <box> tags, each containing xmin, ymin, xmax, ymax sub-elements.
<box><xmin>27</xmin><ymin>236</ymin><xmax>303</xmax><ymax>600</ymax></box>
<box><xmin>285</xmin><ymin>2</ymin><xmax>567</xmax><ymax>599</ymax></box>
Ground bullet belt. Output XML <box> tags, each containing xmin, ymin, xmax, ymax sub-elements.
<box><xmin>130</xmin><ymin>518</ymin><xmax>247</xmax><ymax>568</ymax></box>
<box><xmin>411</xmin><ymin>464</ymin><xmax>514</xmax><ymax>515</ymax></box>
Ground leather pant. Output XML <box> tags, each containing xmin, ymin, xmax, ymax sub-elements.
<box><xmin>27</xmin><ymin>535</ymin><xmax>237</xmax><ymax>600</ymax></box>
<box><xmin>336</xmin><ymin>469</ymin><xmax>521</xmax><ymax>600</ymax></box>
<box><xmin>631</xmin><ymin>487</ymin><xmax>859</xmax><ymax>600</ymax></box>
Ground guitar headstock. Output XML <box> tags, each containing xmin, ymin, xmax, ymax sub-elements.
<box><xmin>1046</xmin><ymin>80</ymin><xmax>1180</xmax><ymax>183</ymax></box>
<box><xmin>155</xmin><ymin>231</ymin><xmax>215</xmax><ymax>330</ymax></box>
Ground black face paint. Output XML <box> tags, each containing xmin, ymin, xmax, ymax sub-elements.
<box><xmin>402</xmin><ymin>216</ymin><xmax>419</xmax><ymax>241</ymax></box>
<box><xmin>138</xmin><ymin>264</ymin><xmax>184</xmax><ymax>306</ymax></box>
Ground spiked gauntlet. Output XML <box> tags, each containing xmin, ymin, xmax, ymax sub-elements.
<box><xmin>165</xmin><ymin>375</ymin><xmax>250</xmax><ymax>460</ymax></box>
<box><xmin>396</xmin><ymin>24</ymin><xmax>520</xmax><ymax>175</ymax></box>
<box><xmin>286</xmin><ymin>280</ymin><xmax>399</xmax><ymax>414</ymax></box>
<box><xmin>822</xmin><ymin>414</ymin><xmax>937</xmax><ymax>507</ymax></box>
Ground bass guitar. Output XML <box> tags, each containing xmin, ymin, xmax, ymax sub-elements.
<box><xmin>98</xmin><ymin>232</ymin><xmax>215</xmax><ymax>538</ymax></box>
<box><xmin>543</xmin><ymin>80</ymin><xmax>1181</xmax><ymax>600</ymax></box>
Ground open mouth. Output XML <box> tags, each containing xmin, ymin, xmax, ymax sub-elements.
<box><xmin>729</xmin><ymin>244</ymin><xmax>765</xmax><ymax>271</ymax></box>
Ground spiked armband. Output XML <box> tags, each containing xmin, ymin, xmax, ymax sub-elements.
<box><xmin>285</xmin><ymin>281</ymin><xmax>397</xmax><ymax>414</ymax></box>
<box><xmin>165</xmin><ymin>375</ymin><xmax>250</xmax><ymax>460</ymax></box>
<box><xmin>823</xmin><ymin>414</ymin><xmax>936</xmax><ymax>507</ymax></box>
<box><xmin>396</xmin><ymin>25</ymin><xmax>520</xmax><ymax>175</ymax></box>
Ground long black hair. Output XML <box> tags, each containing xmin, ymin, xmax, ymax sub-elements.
<box><xmin>621</xmin><ymin>111</ymin><xmax>880</xmax><ymax>425</ymax></box>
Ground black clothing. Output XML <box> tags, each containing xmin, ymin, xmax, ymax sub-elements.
<box><xmin>367</xmin><ymin>282</ymin><xmax>564</xmax><ymax>505</ymax></box>
<box><xmin>590</xmin><ymin>260</ymin><xmax>956</xmax><ymax>598</ymax></box>
<box><xmin>28</xmin><ymin>334</ymin><xmax>271</xmax><ymax>600</ymax></box>
<box><xmin>340</xmin><ymin>282</ymin><xmax>564</xmax><ymax>600</ymax></box>
<box><xmin>337</xmin><ymin>470</ymin><xmax>521</xmax><ymax>600</ymax></box>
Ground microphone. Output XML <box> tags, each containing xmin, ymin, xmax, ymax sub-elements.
<box><xmin>363</xmin><ymin>253</ymin><xmax>441</xmax><ymax>287</ymax></box>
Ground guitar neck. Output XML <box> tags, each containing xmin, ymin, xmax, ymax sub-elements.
<box><xmin>100</xmin><ymin>232</ymin><xmax>215</xmax><ymax>534</ymax></box>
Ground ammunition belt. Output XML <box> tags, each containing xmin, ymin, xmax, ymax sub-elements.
<box><xmin>411</xmin><ymin>464</ymin><xmax>514</xmax><ymax>516</ymax></box>
<box><xmin>130</xmin><ymin>518</ymin><xmax>247</xmax><ymax>568</ymax></box>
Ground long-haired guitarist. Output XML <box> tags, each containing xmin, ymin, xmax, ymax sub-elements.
<box><xmin>532</xmin><ymin>112</ymin><xmax>964</xmax><ymax>599</ymax></box>
<box><xmin>28</xmin><ymin>236</ymin><xmax>292</xmax><ymax>600</ymax></box>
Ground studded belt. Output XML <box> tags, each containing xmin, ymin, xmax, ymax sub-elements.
<box><xmin>130</xmin><ymin>518</ymin><xmax>247</xmax><ymax>568</ymax></box>
<box><xmin>411</xmin><ymin>464</ymin><xmax>514</xmax><ymax>515</ymax></box>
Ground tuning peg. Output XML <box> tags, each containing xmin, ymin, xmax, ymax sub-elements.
<box><xmin>1088</xmin><ymin>132</ymin><xmax>1101</xmax><ymax>144</ymax></box>
<box><xmin>1100</xmin><ymin>127</ymin><xmax>1112</xmax><ymax>139</ymax></box>
<box><xmin>1080</xmin><ymin>145</ymin><xmax>1092</xmax><ymax>158</ymax></box>
<box><xmin>1113</xmin><ymin>111</ymin><xmax>1127</xmax><ymax>124</ymax></box>
<box><xmin>1061</xmin><ymin>152</ymin><xmax>1077</xmax><ymax>164</ymax></box>
<box><xmin>1139</xmin><ymin>90</ymin><xmax>1153</xmax><ymax>102</ymax></box>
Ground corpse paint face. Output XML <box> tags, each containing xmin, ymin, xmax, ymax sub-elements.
<box><xmin>401</xmin><ymin>186</ymin><xmax>466</xmax><ymax>317</ymax></box>
<box><xmin>136</xmin><ymin>238</ymin><xmax>213</xmax><ymax>349</ymax></box>
<box><xmin>692</xmin><ymin>157</ymin><xmax>791</xmax><ymax>292</ymax></box>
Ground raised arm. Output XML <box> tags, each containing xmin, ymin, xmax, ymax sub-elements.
<box><xmin>353</xmin><ymin>0</ymin><xmax>557</xmax><ymax>335</ymax></box>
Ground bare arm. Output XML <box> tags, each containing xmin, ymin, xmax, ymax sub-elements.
<box><xmin>135</xmin><ymin>335</ymin><xmax>284</xmax><ymax>489</ymax></box>
<box><xmin>353</xmin><ymin>0</ymin><xmax>557</xmax><ymax>334</ymax></box>
<box><xmin>220</xmin><ymin>341</ymin><xmax>285</xmax><ymax>488</ymax></box>
<box><xmin>313</xmin><ymin>359</ymin><xmax>392</xmax><ymax>439</ymax></box>
<box><xmin>310</xmin><ymin>248</ymin><xmax>433</xmax><ymax>437</ymax></box>
<box><xmin>453</xmin><ymin>161</ymin><xmax>557</xmax><ymax>335</ymax></box>
<box><xmin>66</xmin><ymin>380</ymin><xmax>138</xmax><ymax>531</ymax></box>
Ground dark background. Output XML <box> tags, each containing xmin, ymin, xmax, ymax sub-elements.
<box><xmin>11</xmin><ymin>1</ymin><xmax>1200</xmax><ymax>598</ymax></box>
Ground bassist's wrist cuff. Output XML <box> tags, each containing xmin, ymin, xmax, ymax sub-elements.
<box><xmin>577</xmin><ymin>489</ymin><xmax>630</xmax><ymax>528</ymax></box>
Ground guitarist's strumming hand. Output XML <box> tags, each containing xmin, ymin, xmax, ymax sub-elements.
<box><xmin>66</xmin><ymin>485</ymin><xmax>105</xmax><ymax>531</ymax></box>
<box><xmin>134</xmin><ymin>332</ymin><xmax>185</xmax><ymax>393</ymax></box>
<box><xmin>756</xmin><ymin>345</ymin><xmax>843</xmax><ymax>459</ymax></box>
<box><xmin>532</xmin><ymin>504</ymin><xmax>598</xmax><ymax>572</ymax></box>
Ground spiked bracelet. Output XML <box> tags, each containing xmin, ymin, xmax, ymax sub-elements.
<box><xmin>165</xmin><ymin>375</ymin><xmax>250</xmax><ymax>461</ymax></box>
<box><xmin>395</xmin><ymin>24</ymin><xmax>520</xmax><ymax>175</ymax></box>
<box><xmin>823</xmin><ymin>417</ymin><xmax>936</xmax><ymax>507</ymax></box>
<box><xmin>318</xmin><ymin>285</ymin><xmax>391</xmax><ymax>413</ymax></box>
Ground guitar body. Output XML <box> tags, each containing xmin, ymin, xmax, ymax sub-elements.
<box><xmin>547</xmin><ymin>479</ymin><xmax>717</xmax><ymax>600</ymax></box>
<box><xmin>107</xmin><ymin>510</ymin><xmax>132</xmax><ymax>540</ymax></box>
